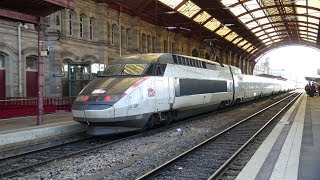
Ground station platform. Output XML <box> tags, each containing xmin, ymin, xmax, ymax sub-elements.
<box><xmin>236</xmin><ymin>93</ymin><xmax>319</xmax><ymax>180</ymax></box>
<box><xmin>0</xmin><ymin>112</ymin><xmax>86</xmax><ymax>148</ymax></box>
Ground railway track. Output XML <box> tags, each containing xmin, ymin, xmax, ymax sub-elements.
<box><xmin>136</xmin><ymin>92</ymin><xmax>301</xmax><ymax>180</ymax></box>
<box><xmin>0</xmin><ymin>92</ymin><xmax>295</xmax><ymax>179</ymax></box>
<box><xmin>0</xmin><ymin>133</ymin><xmax>136</xmax><ymax>178</ymax></box>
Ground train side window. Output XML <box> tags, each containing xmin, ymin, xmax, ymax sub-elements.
<box><xmin>202</xmin><ymin>62</ymin><xmax>206</xmax><ymax>68</ymax></box>
<box><xmin>155</xmin><ymin>64</ymin><xmax>167</xmax><ymax>76</ymax></box>
<box><xmin>177</xmin><ymin>56</ymin><xmax>182</xmax><ymax>65</ymax></box>
<box><xmin>144</xmin><ymin>64</ymin><xmax>154</xmax><ymax>76</ymax></box>
<box><xmin>182</xmin><ymin>57</ymin><xmax>186</xmax><ymax>66</ymax></box>
<box><xmin>190</xmin><ymin>59</ymin><xmax>195</xmax><ymax>67</ymax></box>
<box><xmin>186</xmin><ymin>58</ymin><xmax>190</xmax><ymax>66</ymax></box>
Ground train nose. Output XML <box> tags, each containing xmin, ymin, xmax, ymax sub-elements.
<box><xmin>72</xmin><ymin>104</ymin><xmax>115</xmax><ymax>122</ymax></box>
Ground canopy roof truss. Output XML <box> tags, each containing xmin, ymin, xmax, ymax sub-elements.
<box><xmin>91</xmin><ymin>0</ymin><xmax>320</xmax><ymax>61</ymax></box>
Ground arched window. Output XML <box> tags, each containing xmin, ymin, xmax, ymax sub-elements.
<box><xmin>152</xmin><ymin>36</ymin><xmax>156</xmax><ymax>52</ymax></box>
<box><xmin>142</xmin><ymin>33</ymin><xmax>147</xmax><ymax>53</ymax></box>
<box><xmin>111</xmin><ymin>24</ymin><xmax>117</xmax><ymax>45</ymax></box>
<box><xmin>89</xmin><ymin>18</ymin><xmax>94</xmax><ymax>40</ymax></box>
<box><xmin>69</xmin><ymin>11</ymin><xmax>73</xmax><ymax>36</ymax></box>
<box><xmin>80</xmin><ymin>15</ymin><xmax>84</xmax><ymax>38</ymax></box>
<box><xmin>172</xmin><ymin>42</ymin><xmax>175</xmax><ymax>53</ymax></box>
<box><xmin>126</xmin><ymin>28</ymin><xmax>131</xmax><ymax>48</ymax></box>
<box><xmin>163</xmin><ymin>40</ymin><xmax>167</xmax><ymax>53</ymax></box>
<box><xmin>147</xmin><ymin>35</ymin><xmax>151</xmax><ymax>53</ymax></box>
<box><xmin>26</xmin><ymin>55</ymin><xmax>38</xmax><ymax>70</ymax></box>
<box><xmin>121</xmin><ymin>26</ymin><xmax>125</xmax><ymax>47</ymax></box>
<box><xmin>0</xmin><ymin>54</ymin><xmax>4</xmax><ymax>69</ymax></box>
<box><xmin>169</xmin><ymin>41</ymin><xmax>172</xmax><ymax>53</ymax></box>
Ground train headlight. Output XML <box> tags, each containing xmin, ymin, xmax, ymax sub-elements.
<box><xmin>75</xmin><ymin>95</ymin><xmax>89</xmax><ymax>102</ymax></box>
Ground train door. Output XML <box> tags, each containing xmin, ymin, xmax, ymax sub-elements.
<box><xmin>154</xmin><ymin>64</ymin><xmax>171</xmax><ymax>111</ymax></box>
<box><xmin>0</xmin><ymin>54</ymin><xmax>5</xmax><ymax>99</ymax></box>
<box><xmin>26</xmin><ymin>55</ymin><xmax>38</xmax><ymax>97</ymax></box>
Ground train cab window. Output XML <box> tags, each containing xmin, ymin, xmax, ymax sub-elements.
<box><xmin>103</xmin><ymin>64</ymin><xmax>121</xmax><ymax>75</ymax></box>
<box><xmin>121</xmin><ymin>64</ymin><xmax>147</xmax><ymax>75</ymax></box>
<box><xmin>155</xmin><ymin>64</ymin><xmax>167</xmax><ymax>76</ymax></box>
<box><xmin>144</xmin><ymin>64</ymin><xmax>154</xmax><ymax>76</ymax></box>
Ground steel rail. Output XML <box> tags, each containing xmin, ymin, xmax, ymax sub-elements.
<box><xmin>135</xmin><ymin>92</ymin><xmax>301</xmax><ymax>180</ymax></box>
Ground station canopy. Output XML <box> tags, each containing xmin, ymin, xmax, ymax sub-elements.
<box><xmin>102</xmin><ymin>0</ymin><xmax>320</xmax><ymax>61</ymax></box>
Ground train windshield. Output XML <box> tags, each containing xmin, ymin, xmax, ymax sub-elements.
<box><xmin>120</xmin><ymin>64</ymin><xmax>147</xmax><ymax>75</ymax></box>
<box><xmin>103</xmin><ymin>64</ymin><xmax>121</xmax><ymax>75</ymax></box>
<box><xmin>101</xmin><ymin>64</ymin><xmax>147</xmax><ymax>76</ymax></box>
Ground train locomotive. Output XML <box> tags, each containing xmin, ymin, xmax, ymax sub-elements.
<box><xmin>72</xmin><ymin>53</ymin><xmax>293</xmax><ymax>135</ymax></box>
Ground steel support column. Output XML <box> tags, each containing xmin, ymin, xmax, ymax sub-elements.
<box><xmin>35</xmin><ymin>18</ymin><xmax>47</xmax><ymax>125</ymax></box>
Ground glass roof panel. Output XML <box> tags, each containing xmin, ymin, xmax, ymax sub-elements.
<box><xmin>246</xmin><ymin>21</ymin><xmax>259</xmax><ymax>29</ymax></box>
<box><xmin>251</xmin><ymin>49</ymin><xmax>258</xmax><ymax>54</ymax></box>
<box><xmin>237</xmin><ymin>40</ymin><xmax>247</xmax><ymax>47</ymax></box>
<box><xmin>239</xmin><ymin>14</ymin><xmax>253</xmax><ymax>23</ymax></box>
<box><xmin>271</xmin><ymin>36</ymin><xmax>279</xmax><ymax>40</ymax></box>
<box><xmin>296</xmin><ymin>0</ymin><xmax>306</xmax><ymax>6</ymax></box>
<box><xmin>268</xmin><ymin>32</ymin><xmax>278</xmax><ymax>37</ymax></box>
<box><xmin>251</xmin><ymin>10</ymin><xmax>265</xmax><ymax>19</ymax></box>
<box><xmin>256</xmin><ymin>17</ymin><xmax>269</xmax><ymax>25</ymax></box>
<box><xmin>309</xmin><ymin>28</ymin><xmax>318</xmax><ymax>34</ymax></box>
<box><xmin>265</xmin><ymin>41</ymin><xmax>273</xmax><ymax>45</ymax></box>
<box><xmin>267</xmin><ymin>7</ymin><xmax>279</xmax><ymax>15</ymax></box>
<box><xmin>242</xmin><ymin>43</ymin><xmax>251</xmax><ymax>50</ymax></box>
<box><xmin>308</xmin><ymin>0</ymin><xmax>320</xmax><ymax>9</ymax></box>
<box><xmin>232</xmin><ymin>37</ymin><xmax>243</xmax><ymax>44</ymax></box>
<box><xmin>273</xmin><ymin>39</ymin><xmax>281</xmax><ymax>43</ymax></box>
<box><xmin>255</xmin><ymin>31</ymin><xmax>265</xmax><ymax>37</ymax></box>
<box><xmin>265</xmin><ymin>28</ymin><xmax>276</xmax><ymax>33</ymax></box>
<box><xmin>299</xmin><ymin>26</ymin><xmax>308</xmax><ymax>31</ymax></box>
<box><xmin>225</xmin><ymin>32</ymin><xmax>238</xmax><ymax>41</ymax></box>
<box><xmin>260</xmin><ymin>34</ymin><xmax>268</xmax><ymax>39</ymax></box>
<box><xmin>158</xmin><ymin>0</ymin><xmax>183</xmax><ymax>9</ymax></box>
<box><xmin>262</xmin><ymin>24</ymin><xmax>272</xmax><ymax>29</ymax></box>
<box><xmin>309</xmin><ymin>24</ymin><xmax>318</xmax><ymax>29</ymax></box>
<box><xmin>252</xmin><ymin>26</ymin><xmax>263</xmax><ymax>33</ymax></box>
<box><xmin>220</xmin><ymin>0</ymin><xmax>238</xmax><ymax>7</ymax></box>
<box><xmin>216</xmin><ymin>26</ymin><xmax>231</xmax><ymax>36</ymax></box>
<box><xmin>177</xmin><ymin>1</ymin><xmax>200</xmax><ymax>18</ymax></box>
<box><xmin>193</xmin><ymin>11</ymin><xmax>211</xmax><ymax>23</ymax></box>
<box><xmin>229</xmin><ymin>5</ymin><xmax>247</xmax><ymax>16</ymax></box>
<box><xmin>309</xmin><ymin>36</ymin><xmax>317</xmax><ymax>40</ymax></box>
<box><xmin>204</xmin><ymin>18</ymin><xmax>221</xmax><ymax>31</ymax></box>
<box><xmin>247</xmin><ymin>46</ymin><xmax>254</xmax><ymax>52</ymax></box>
<box><xmin>262</xmin><ymin>38</ymin><xmax>270</xmax><ymax>43</ymax></box>
<box><xmin>243</xmin><ymin>0</ymin><xmax>260</xmax><ymax>10</ymax></box>
<box><xmin>308</xmin><ymin>17</ymin><xmax>319</xmax><ymax>25</ymax></box>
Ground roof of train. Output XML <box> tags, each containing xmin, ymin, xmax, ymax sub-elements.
<box><xmin>110</xmin><ymin>53</ymin><xmax>224</xmax><ymax>66</ymax></box>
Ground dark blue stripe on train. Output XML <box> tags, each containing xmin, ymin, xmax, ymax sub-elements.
<box><xmin>178</xmin><ymin>79</ymin><xmax>227</xmax><ymax>96</ymax></box>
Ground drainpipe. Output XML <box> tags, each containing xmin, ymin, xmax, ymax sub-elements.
<box><xmin>17</xmin><ymin>23</ymin><xmax>22</xmax><ymax>97</ymax></box>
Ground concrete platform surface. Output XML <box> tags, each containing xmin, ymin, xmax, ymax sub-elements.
<box><xmin>236</xmin><ymin>93</ymin><xmax>320</xmax><ymax>180</ymax></box>
<box><xmin>0</xmin><ymin>112</ymin><xmax>86</xmax><ymax>147</ymax></box>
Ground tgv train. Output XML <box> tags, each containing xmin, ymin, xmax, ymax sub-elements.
<box><xmin>72</xmin><ymin>53</ymin><xmax>293</xmax><ymax>135</ymax></box>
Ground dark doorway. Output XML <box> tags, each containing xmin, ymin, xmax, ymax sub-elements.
<box><xmin>26</xmin><ymin>55</ymin><xmax>38</xmax><ymax>97</ymax></box>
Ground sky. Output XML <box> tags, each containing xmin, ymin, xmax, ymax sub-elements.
<box><xmin>255</xmin><ymin>45</ymin><xmax>320</xmax><ymax>83</ymax></box>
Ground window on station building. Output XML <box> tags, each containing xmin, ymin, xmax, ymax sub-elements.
<box><xmin>142</xmin><ymin>33</ymin><xmax>147</xmax><ymax>53</ymax></box>
<box><xmin>111</xmin><ymin>24</ymin><xmax>117</xmax><ymax>45</ymax></box>
<box><xmin>163</xmin><ymin>40</ymin><xmax>168</xmax><ymax>53</ymax></box>
<box><xmin>147</xmin><ymin>35</ymin><xmax>151</xmax><ymax>53</ymax></box>
<box><xmin>89</xmin><ymin>18</ymin><xmax>94</xmax><ymax>40</ymax></box>
<box><xmin>26</xmin><ymin>56</ymin><xmax>38</xmax><ymax>70</ymax></box>
<box><xmin>80</xmin><ymin>15</ymin><xmax>84</xmax><ymax>38</ymax></box>
<box><xmin>69</xmin><ymin>12</ymin><xmax>73</xmax><ymax>36</ymax></box>
<box><xmin>56</xmin><ymin>15</ymin><xmax>60</xmax><ymax>26</ymax></box>
<box><xmin>126</xmin><ymin>28</ymin><xmax>130</xmax><ymax>48</ymax></box>
<box><xmin>121</xmin><ymin>26</ymin><xmax>126</xmax><ymax>48</ymax></box>
<box><xmin>152</xmin><ymin>36</ymin><xmax>156</xmax><ymax>52</ymax></box>
<box><xmin>0</xmin><ymin>54</ymin><xmax>4</xmax><ymax>68</ymax></box>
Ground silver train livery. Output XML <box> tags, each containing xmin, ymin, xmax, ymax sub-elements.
<box><xmin>72</xmin><ymin>53</ymin><xmax>294</xmax><ymax>135</ymax></box>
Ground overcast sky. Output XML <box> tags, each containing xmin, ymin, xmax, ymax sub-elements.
<box><xmin>256</xmin><ymin>45</ymin><xmax>320</xmax><ymax>82</ymax></box>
